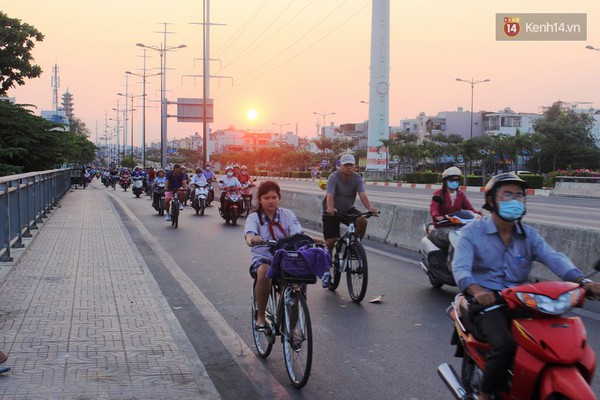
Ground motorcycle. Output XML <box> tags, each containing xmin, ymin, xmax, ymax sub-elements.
<box><xmin>419</xmin><ymin>195</ymin><xmax>478</xmax><ymax>289</ymax></box>
<box><xmin>240</xmin><ymin>179</ymin><xmax>256</xmax><ymax>217</ymax></box>
<box><xmin>206</xmin><ymin>180</ymin><xmax>215</xmax><ymax>206</ymax></box>
<box><xmin>131</xmin><ymin>176</ymin><xmax>144</xmax><ymax>198</ymax></box>
<box><xmin>102</xmin><ymin>173</ymin><xmax>111</xmax><ymax>187</ymax></box>
<box><xmin>152</xmin><ymin>183</ymin><xmax>166</xmax><ymax>216</ymax></box>
<box><xmin>192</xmin><ymin>183</ymin><xmax>209</xmax><ymax>216</ymax></box>
<box><xmin>219</xmin><ymin>182</ymin><xmax>243</xmax><ymax>225</ymax></box>
<box><xmin>119</xmin><ymin>174</ymin><xmax>131</xmax><ymax>191</ymax></box>
<box><xmin>438</xmin><ymin>260</ymin><xmax>600</xmax><ymax>399</ymax></box>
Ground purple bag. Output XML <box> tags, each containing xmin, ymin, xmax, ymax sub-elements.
<box><xmin>267</xmin><ymin>245</ymin><xmax>331</xmax><ymax>280</ymax></box>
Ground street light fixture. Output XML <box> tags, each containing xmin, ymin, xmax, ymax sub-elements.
<box><xmin>455</xmin><ymin>78</ymin><xmax>490</xmax><ymax>139</ymax></box>
<box><xmin>272</xmin><ymin>122</ymin><xmax>290</xmax><ymax>135</ymax></box>
<box><xmin>313</xmin><ymin>112</ymin><xmax>335</xmax><ymax>136</ymax></box>
<box><xmin>126</xmin><ymin>69</ymin><xmax>162</xmax><ymax>168</ymax></box>
<box><xmin>136</xmin><ymin>42</ymin><xmax>187</xmax><ymax>168</ymax></box>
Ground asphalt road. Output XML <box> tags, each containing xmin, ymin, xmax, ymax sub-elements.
<box><xmin>101</xmin><ymin>181</ymin><xmax>600</xmax><ymax>399</ymax></box>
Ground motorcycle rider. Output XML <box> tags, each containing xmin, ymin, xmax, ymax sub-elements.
<box><xmin>218</xmin><ymin>165</ymin><xmax>242</xmax><ymax>215</ymax></box>
<box><xmin>202</xmin><ymin>163</ymin><xmax>216</xmax><ymax>183</ymax></box>
<box><xmin>151</xmin><ymin>169</ymin><xmax>166</xmax><ymax>209</ymax></box>
<box><xmin>233</xmin><ymin>164</ymin><xmax>241</xmax><ymax>178</ymax></box>
<box><xmin>452</xmin><ymin>173</ymin><xmax>600</xmax><ymax>400</ymax></box>
<box><xmin>429</xmin><ymin>166</ymin><xmax>481</xmax><ymax>250</ymax></box>
<box><xmin>164</xmin><ymin>164</ymin><xmax>188</xmax><ymax>221</ymax></box>
<box><xmin>190</xmin><ymin>167</ymin><xmax>208</xmax><ymax>208</ymax></box>
<box><xmin>238</xmin><ymin>165</ymin><xmax>252</xmax><ymax>184</ymax></box>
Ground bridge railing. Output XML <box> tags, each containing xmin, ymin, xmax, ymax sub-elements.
<box><xmin>0</xmin><ymin>169</ymin><xmax>71</xmax><ymax>261</ymax></box>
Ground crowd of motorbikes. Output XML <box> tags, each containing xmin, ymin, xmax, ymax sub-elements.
<box><xmin>98</xmin><ymin>168</ymin><xmax>256</xmax><ymax>226</ymax></box>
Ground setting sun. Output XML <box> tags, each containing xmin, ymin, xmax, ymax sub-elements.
<box><xmin>246</xmin><ymin>109</ymin><xmax>258</xmax><ymax>121</ymax></box>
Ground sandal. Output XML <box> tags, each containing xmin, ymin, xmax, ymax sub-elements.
<box><xmin>255</xmin><ymin>324</ymin><xmax>267</xmax><ymax>333</ymax></box>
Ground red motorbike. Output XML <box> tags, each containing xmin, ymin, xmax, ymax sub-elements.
<box><xmin>219</xmin><ymin>183</ymin><xmax>243</xmax><ymax>226</ymax></box>
<box><xmin>119</xmin><ymin>173</ymin><xmax>131</xmax><ymax>191</ymax></box>
<box><xmin>438</xmin><ymin>261</ymin><xmax>600</xmax><ymax>400</ymax></box>
<box><xmin>239</xmin><ymin>179</ymin><xmax>256</xmax><ymax>218</ymax></box>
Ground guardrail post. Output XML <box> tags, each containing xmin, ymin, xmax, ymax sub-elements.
<box><xmin>22</xmin><ymin>177</ymin><xmax>32</xmax><ymax>238</ymax></box>
<box><xmin>35</xmin><ymin>175</ymin><xmax>44</xmax><ymax>224</ymax></box>
<box><xmin>0</xmin><ymin>182</ymin><xmax>12</xmax><ymax>261</ymax></box>
<box><xmin>11</xmin><ymin>180</ymin><xmax>24</xmax><ymax>249</ymax></box>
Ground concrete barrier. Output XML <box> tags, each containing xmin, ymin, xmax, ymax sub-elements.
<box><xmin>280</xmin><ymin>189</ymin><xmax>600</xmax><ymax>277</ymax></box>
<box><xmin>551</xmin><ymin>176</ymin><xmax>600</xmax><ymax>198</ymax></box>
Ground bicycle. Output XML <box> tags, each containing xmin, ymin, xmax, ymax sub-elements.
<box><xmin>170</xmin><ymin>193</ymin><xmax>180</xmax><ymax>229</ymax></box>
<box><xmin>251</xmin><ymin>236</ymin><xmax>327</xmax><ymax>388</ymax></box>
<box><xmin>326</xmin><ymin>211</ymin><xmax>374</xmax><ymax>302</ymax></box>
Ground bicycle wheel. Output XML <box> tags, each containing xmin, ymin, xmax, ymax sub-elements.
<box><xmin>328</xmin><ymin>246</ymin><xmax>342</xmax><ymax>291</ymax></box>
<box><xmin>251</xmin><ymin>281</ymin><xmax>274</xmax><ymax>358</ymax></box>
<box><xmin>282</xmin><ymin>290</ymin><xmax>312</xmax><ymax>389</ymax></box>
<box><xmin>346</xmin><ymin>241</ymin><xmax>368</xmax><ymax>302</ymax></box>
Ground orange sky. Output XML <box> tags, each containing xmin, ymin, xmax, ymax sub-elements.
<box><xmin>4</xmin><ymin>1</ymin><xmax>600</xmax><ymax>145</ymax></box>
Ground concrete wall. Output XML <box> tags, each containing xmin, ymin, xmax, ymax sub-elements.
<box><xmin>280</xmin><ymin>189</ymin><xmax>600</xmax><ymax>278</ymax></box>
<box><xmin>551</xmin><ymin>180</ymin><xmax>600</xmax><ymax>199</ymax></box>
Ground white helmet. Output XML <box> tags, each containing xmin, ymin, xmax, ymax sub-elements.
<box><xmin>442</xmin><ymin>167</ymin><xmax>462</xmax><ymax>179</ymax></box>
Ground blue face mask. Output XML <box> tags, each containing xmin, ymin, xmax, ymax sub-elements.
<box><xmin>446</xmin><ymin>181</ymin><xmax>459</xmax><ymax>190</ymax></box>
<box><xmin>498</xmin><ymin>200</ymin><xmax>525</xmax><ymax>221</ymax></box>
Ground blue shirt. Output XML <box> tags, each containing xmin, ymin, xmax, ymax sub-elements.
<box><xmin>165</xmin><ymin>171</ymin><xmax>187</xmax><ymax>191</ymax></box>
<box><xmin>452</xmin><ymin>217</ymin><xmax>583</xmax><ymax>292</ymax></box>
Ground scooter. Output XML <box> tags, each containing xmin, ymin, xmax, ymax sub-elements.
<box><xmin>419</xmin><ymin>195</ymin><xmax>478</xmax><ymax>289</ymax></box>
<box><xmin>152</xmin><ymin>183</ymin><xmax>166</xmax><ymax>216</ymax></box>
<box><xmin>119</xmin><ymin>174</ymin><xmax>131</xmax><ymax>191</ymax></box>
<box><xmin>192</xmin><ymin>183</ymin><xmax>209</xmax><ymax>216</ymax></box>
<box><xmin>206</xmin><ymin>180</ymin><xmax>215</xmax><ymax>206</ymax></box>
<box><xmin>438</xmin><ymin>260</ymin><xmax>600</xmax><ymax>400</ymax></box>
<box><xmin>219</xmin><ymin>182</ymin><xmax>243</xmax><ymax>225</ymax></box>
<box><xmin>131</xmin><ymin>176</ymin><xmax>144</xmax><ymax>198</ymax></box>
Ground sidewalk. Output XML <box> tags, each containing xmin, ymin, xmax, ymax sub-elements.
<box><xmin>0</xmin><ymin>186</ymin><xmax>220</xmax><ymax>399</ymax></box>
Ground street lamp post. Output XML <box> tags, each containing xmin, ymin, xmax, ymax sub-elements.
<box><xmin>126</xmin><ymin>68</ymin><xmax>162</xmax><ymax>168</ymax></box>
<box><xmin>456</xmin><ymin>77</ymin><xmax>490</xmax><ymax>181</ymax></box>
<box><xmin>118</xmin><ymin>92</ymin><xmax>143</xmax><ymax>165</ymax></box>
<box><xmin>272</xmin><ymin>122</ymin><xmax>290</xmax><ymax>135</ymax></box>
<box><xmin>455</xmin><ymin>78</ymin><xmax>491</xmax><ymax>139</ymax></box>
<box><xmin>313</xmin><ymin>112</ymin><xmax>335</xmax><ymax>136</ymax></box>
<box><xmin>137</xmin><ymin>42</ymin><xmax>186</xmax><ymax>168</ymax></box>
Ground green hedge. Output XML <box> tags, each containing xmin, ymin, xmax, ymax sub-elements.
<box><xmin>519</xmin><ymin>174</ymin><xmax>543</xmax><ymax>189</ymax></box>
<box><xmin>289</xmin><ymin>171</ymin><xmax>312</xmax><ymax>178</ymax></box>
<box><xmin>404</xmin><ymin>172</ymin><xmax>439</xmax><ymax>184</ymax></box>
<box><xmin>465</xmin><ymin>175</ymin><xmax>483</xmax><ymax>186</ymax></box>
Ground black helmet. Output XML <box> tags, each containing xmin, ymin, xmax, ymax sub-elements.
<box><xmin>482</xmin><ymin>173</ymin><xmax>527</xmax><ymax>212</ymax></box>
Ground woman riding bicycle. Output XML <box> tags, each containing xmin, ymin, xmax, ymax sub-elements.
<box><xmin>245</xmin><ymin>181</ymin><xmax>317</xmax><ymax>331</ymax></box>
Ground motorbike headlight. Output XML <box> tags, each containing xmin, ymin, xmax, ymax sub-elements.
<box><xmin>516</xmin><ymin>288</ymin><xmax>583</xmax><ymax>315</ymax></box>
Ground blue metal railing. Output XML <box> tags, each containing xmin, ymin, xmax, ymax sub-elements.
<box><xmin>0</xmin><ymin>169</ymin><xmax>71</xmax><ymax>261</ymax></box>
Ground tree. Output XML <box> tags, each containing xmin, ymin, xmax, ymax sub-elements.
<box><xmin>69</xmin><ymin>117</ymin><xmax>91</xmax><ymax>137</ymax></box>
<box><xmin>0</xmin><ymin>12</ymin><xmax>44</xmax><ymax>96</ymax></box>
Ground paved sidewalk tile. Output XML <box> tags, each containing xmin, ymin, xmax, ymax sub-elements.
<box><xmin>0</xmin><ymin>186</ymin><xmax>220</xmax><ymax>399</ymax></box>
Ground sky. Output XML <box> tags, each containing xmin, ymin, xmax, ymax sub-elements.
<box><xmin>4</xmin><ymin>0</ymin><xmax>600</xmax><ymax>146</ymax></box>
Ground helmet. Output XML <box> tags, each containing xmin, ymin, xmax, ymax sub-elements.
<box><xmin>482</xmin><ymin>173</ymin><xmax>527</xmax><ymax>212</ymax></box>
<box><xmin>318</xmin><ymin>179</ymin><xmax>327</xmax><ymax>190</ymax></box>
<box><xmin>225</xmin><ymin>165</ymin><xmax>234</xmax><ymax>172</ymax></box>
<box><xmin>335</xmin><ymin>160</ymin><xmax>341</xmax><ymax>166</ymax></box>
<box><xmin>240</xmin><ymin>165</ymin><xmax>248</xmax><ymax>170</ymax></box>
<box><xmin>205</xmin><ymin>163</ymin><xmax>211</xmax><ymax>168</ymax></box>
<box><xmin>442</xmin><ymin>167</ymin><xmax>462</xmax><ymax>179</ymax></box>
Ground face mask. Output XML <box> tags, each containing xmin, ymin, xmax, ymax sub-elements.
<box><xmin>498</xmin><ymin>200</ymin><xmax>525</xmax><ymax>221</ymax></box>
<box><xmin>446</xmin><ymin>181</ymin><xmax>460</xmax><ymax>190</ymax></box>
<box><xmin>196</xmin><ymin>173</ymin><xmax>202</xmax><ymax>177</ymax></box>
<box><xmin>227</xmin><ymin>172</ymin><xmax>233</xmax><ymax>177</ymax></box>
<box><xmin>206</xmin><ymin>167</ymin><xmax>211</xmax><ymax>171</ymax></box>
<box><xmin>241</xmin><ymin>171</ymin><xmax>247</xmax><ymax>175</ymax></box>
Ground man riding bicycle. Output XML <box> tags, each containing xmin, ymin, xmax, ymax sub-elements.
<box><xmin>321</xmin><ymin>154</ymin><xmax>378</xmax><ymax>287</ymax></box>
<box><xmin>164</xmin><ymin>164</ymin><xmax>188</xmax><ymax>221</ymax></box>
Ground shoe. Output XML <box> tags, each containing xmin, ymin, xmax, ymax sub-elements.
<box><xmin>165</xmin><ymin>214</ymin><xmax>171</xmax><ymax>221</ymax></box>
<box><xmin>321</xmin><ymin>272</ymin><xmax>331</xmax><ymax>288</ymax></box>
<box><xmin>255</xmin><ymin>323</ymin><xmax>267</xmax><ymax>333</ymax></box>
<box><xmin>179</xmin><ymin>204</ymin><xmax>184</xmax><ymax>211</ymax></box>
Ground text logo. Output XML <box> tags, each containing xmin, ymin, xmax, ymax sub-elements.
<box><xmin>503</xmin><ymin>17</ymin><xmax>520</xmax><ymax>38</ymax></box>
<box><xmin>496</xmin><ymin>13</ymin><xmax>586</xmax><ymax>41</ymax></box>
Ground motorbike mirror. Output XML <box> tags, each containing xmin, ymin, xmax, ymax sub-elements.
<box><xmin>252</xmin><ymin>178</ymin><xmax>257</xmax><ymax>182</ymax></box>
<box><xmin>432</xmin><ymin>195</ymin><xmax>445</xmax><ymax>205</ymax></box>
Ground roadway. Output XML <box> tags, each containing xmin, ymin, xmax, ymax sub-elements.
<box><xmin>102</xmin><ymin>181</ymin><xmax>600</xmax><ymax>399</ymax></box>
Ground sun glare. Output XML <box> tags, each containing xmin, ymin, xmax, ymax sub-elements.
<box><xmin>246</xmin><ymin>109</ymin><xmax>258</xmax><ymax>121</ymax></box>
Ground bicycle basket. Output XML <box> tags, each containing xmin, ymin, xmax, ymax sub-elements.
<box><xmin>269</xmin><ymin>249</ymin><xmax>317</xmax><ymax>284</ymax></box>
<box><xmin>270</xmin><ymin>233</ymin><xmax>315</xmax><ymax>254</ymax></box>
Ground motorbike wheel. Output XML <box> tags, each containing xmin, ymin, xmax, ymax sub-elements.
<box><xmin>428</xmin><ymin>274</ymin><xmax>443</xmax><ymax>289</ymax></box>
<box><xmin>231</xmin><ymin>208</ymin><xmax>239</xmax><ymax>226</ymax></box>
<box><xmin>199</xmin><ymin>199</ymin><xmax>206</xmax><ymax>216</ymax></box>
<box><xmin>242</xmin><ymin>199</ymin><xmax>250</xmax><ymax>217</ymax></box>
<box><xmin>135</xmin><ymin>192</ymin><xmax>140</xmax><ymax>198</ymax></box>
